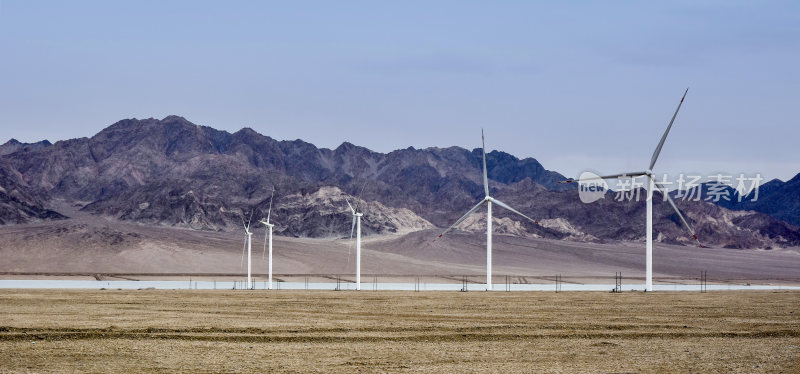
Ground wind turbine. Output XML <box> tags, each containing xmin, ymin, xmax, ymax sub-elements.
<box><xmin>240</xmin><ymin>210</ymin><xmax>255</xmax><ymax>289</ymax></box>
<box><xmin>436</xmin><ymin>130</ymin><xmax>541</xmax><ymax>291</ymax></box>
<box><xmin>344</xmin><ymin>196</ymin><xmax>364</xmax><ymax>291</ymax></box>
<box><xmin>259</xmin><ymin>186</ymin><xmax>276</xmax><ymax>290</ymax></box>
<box><xmin>559</xmin><ymin>88</ymin><xmax>702</xmax><ymax>292</ymax></box>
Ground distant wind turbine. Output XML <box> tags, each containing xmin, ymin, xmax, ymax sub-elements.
<box><xmin>559</xmin><ymin>88</ymin><xmax>702</xmax><ymax>292</ymax></box>
<box><xmin>259</xmin><ymin>187</ymin><xmax>276</xmax><ymax>290</ymax></box>
<box><xmin>343</xmin><ymin>181</ymin><xmax>368</xmax><ymax>291</ymax></box>
<box><xmin>344</xmin><ymin>197</ymin><xmax>364</xmax><ymax>291</ymax></box>
<box><xmin>240</xmin><ymin>210</ymin><xmax>255</xmax><ymax>289</ymax></box>
<box><xmin>436</xmin><ymin>130</ymin><xmax>542</xmax><ymax>291</ymax></box>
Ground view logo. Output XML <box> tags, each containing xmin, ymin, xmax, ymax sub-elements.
<box><xmin>577</xmin><ymin>171</ymin><xmax>608</xmax><ymax>203</ymax></box>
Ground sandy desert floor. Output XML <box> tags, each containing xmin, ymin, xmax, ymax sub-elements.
<box><xmin>2</xmin><ymin>216</ymin><xmax>800</xmax><ymax>286</ymax></box>
<box><xmin>0</xmin><ymin>290</ymin><xmax>798</xmax><ymax>373</ymax></box>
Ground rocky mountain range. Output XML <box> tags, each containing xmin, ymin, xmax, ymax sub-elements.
<box><xmin>696</xmin><ymin>175</ymin><xmax>800</xmax><ymax>227</ymax></box>
<box><xmin>1</xmin><ymin>116</ymin><xmax>798</xmax><ymax>249</ymax></box>
<box><xmin>0</xmin><ymin>139</ymin><xmax>52</xmax><ymax>156</ymax></box>
<box><xmin>0</xmin><ymin>159</ymin><xmax>65</xmax><ymax>225</ymax></box>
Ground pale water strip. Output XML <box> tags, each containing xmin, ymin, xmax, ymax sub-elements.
<box><xmin>1</xmin><ymin>280</ymin><xmax>798</xmax><ymax>291</ymax></box>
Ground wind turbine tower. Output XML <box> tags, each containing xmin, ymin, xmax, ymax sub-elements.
<box><xmin>345</xmin><ymin>198</ymin><xmax>364</xmax><ymax>291</ymax></box>
<box><xmin>436</xmin><ymin>130</ymin><xmax>542</xmax><ymax>291</ymax></box>
<box><xmin>559</xmin><ymin>89</ymin><xmax>702</xmax><ymax>292</ymax></box>
<box><xmin>259</xmin><ymin>187</ymin><xmax>276</xmax><ymax>290</ymax></box>
<box><xmin>240</xmin><ymin>211</ymin><xmax>255</xmax><ymax>289</ymax></box>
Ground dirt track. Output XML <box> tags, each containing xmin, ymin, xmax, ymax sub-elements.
<box><xmin>0</xmin><ymin>290</ymin><xmax>798</xmax><ymax>372</ymax></box>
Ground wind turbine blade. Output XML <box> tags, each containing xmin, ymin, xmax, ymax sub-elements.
<box><xmin>240</xmin><ymin>235</ymin><xmax>247</xmax><ymax>269</ymax></box>
<box><xmin>345</xmin><ymin>197</ymin><xmax>355</xmax><ymax>214</ymax></box>
<box><xmin>346</xmin><ymin>229</ymin><xmax>354</xmax><ymax>268</ymax></box>
<box><xmin>654</xmin><ymin>179</ymin><xmax>703</xmax><ymax>247</ymax></box>
<box><xmin>558</xmin><ymin>171</ymin><xmax>648</xmax><ymax>184</ymax></box>
<box><xmin>247</xmin><ymin>210</ymin><xmax>254</xmax><ymax>231</ymax></box>
<box><xmin>266</xmin><ymin>186</ymin><xmax>274</xmax><ymax>224</ymax></box>
<box><xmin>489</xmin><ymin>197</ymin><xmax>540</xmax><ymax>225</ymax></box>
<box><xmin>355</xmin><ymin>179</ymin><xmax>369</xmax><ymax>212</ymax></box>
<box><xmin>482</xmin><ymin>129</ymin><xmax>489</xmax><ymax>197</ymax></box>
<box><xmin>262</xmin><ymin>225</ymin><xmax>268</xmax><ymax>259</ymax></box>
<box><xmin>436</xmin><ymin>200</ymin><xmax>486</xmax><ymax>240</ymax></box>
<box><xmin>345</xmin><ymin>213</ymin><xmax>355</xmax><ymax>271</ymax></box>
<box><xmin>240</xmin><ymin>213</ymin><xmax>247</xmax><ymax>230</ymax></box>
<box><xmin>649</xmin><ymin>88</ymin><xmax>688</xmax><ymax>170</ymax></box>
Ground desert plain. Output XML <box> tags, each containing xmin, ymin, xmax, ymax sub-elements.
<box><xmin>2</xmin><ymin>208</ymin><xmax>800</xmax><ymax>372</ymax></box>
<box><xmin>0</xmin><ymin>290</ymin><xmax>798</xmax><ymax>373</ymax></box>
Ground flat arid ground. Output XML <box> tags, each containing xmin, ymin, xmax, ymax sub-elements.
<box><xmin>0</xmin><ymin>290</ymin><xmax>798</xmax><ymax>373</ymax></box>
<box><xmin>2</xmin><ymin>215</ymin><xmax>800</xmax><ymax>286</ymax></box>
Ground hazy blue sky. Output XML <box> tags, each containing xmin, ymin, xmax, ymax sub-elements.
<box><xmin>1</xmin><ymin>1</ymin><xmax>798</xmax><ymax>182</ymax></box>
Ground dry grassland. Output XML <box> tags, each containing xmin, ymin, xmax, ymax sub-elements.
<box><xmin>0</xmin><ymin>290</ymin><xmax>798</xmax><ymax>373</ymax></box>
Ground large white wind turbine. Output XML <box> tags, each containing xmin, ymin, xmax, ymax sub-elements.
<box><xmin>240</xmin><ymin>211</ymin><xmax>255</xmax><ymax>289</ymax></box>
<box><xmin>560</xmin><ymin>88</ymin><xmax>702</xmax><ymax>292</ymax></box>
<box><xmin>436</xmin><ymin>130</ymin><xmax>541</xmax><ymax>291</ymax></box>
<box><xmin>344</xmin><ymin>197</ymin><xmax>364</xmax><ymax>291</ymax></box>
<box><xmin>259</xmin><ymin>187</ymin><xmax>276</xmax><ymax>290</ymax></box>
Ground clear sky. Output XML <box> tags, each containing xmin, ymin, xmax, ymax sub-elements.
<box><xmin>1</xmin><ymin>1</ymin><xmax>798</xmax><ymax>182</ymax></box>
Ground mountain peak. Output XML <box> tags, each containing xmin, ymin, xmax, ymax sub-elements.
<box><xmin>233</xmin><ymin>127</ymin><xmax>259</xmax><ymax>136</ymax></box>
<box><xmin>0</xmin><ymin>138</ymin><xmax>53</xmax><ymax>156</ymax></box>
<box><xmin>161</xmin><ymin>115</ymin><xmax>191</xmax><ymax>123</ymax></box>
